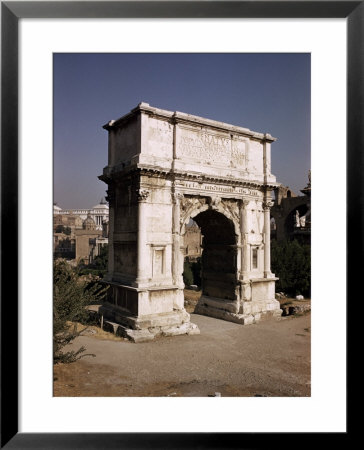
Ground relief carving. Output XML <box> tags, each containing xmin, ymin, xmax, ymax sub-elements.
<box><xmin>231</xmin><ymin>138</ymin><xmax>246</xmax><ymax>167</ymax></box>
<box><xmin>262</xmin><ymin>200</ymin><xmax>274</xmax><ymax>210</ymax></box>
<box><xmin>180</xmin><ymin>196</ymin><xmax>207</xmax><ymax>225</ymax></box>
<box><xmin>137</xmin><ymin>189</ymin><xmax>150</xmax><ymax>202</ymax></box>
<box><xmin>178</xmin><ymin>129</ymin><xmax>243</xmax><ymax>167</ymax></box>
<box><xmin>171</xmin><ymin>192</ymin><xmax>184</xmax><ymax>204</ymax></box>
<box><xmin>221</xmin><ymin>199</ymin><xmax>240</xmax><ymax>222</ymax></box>
<box><xmin>240</xmin><ymin>199</ymin><xmax>250</xmax><ymax>209</ymax></box>
<box><xmin>208</xmin><ymin>196</ymin><xmax>222</xmax><ymax>209</ymax></box>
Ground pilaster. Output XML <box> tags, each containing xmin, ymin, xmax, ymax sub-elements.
<box><xmin>135</xmin><ymin>189</ymin><xmax>150</xmax><ymax>287</ymax></box>
<box><xmin>263</xmin><ymin>199</ymin><xmax>274</xmax><ymax>278</ymax></box>
<box><xmin>172</xmin><ymin>191</ymin><xmax>184</xmax><ymax>286</ymax></box>
<box><xmin>105</xmin><ymin>185</ymin><xmax>115</xmax><ymax>280</ymax></box>
<box><xmin>240</xmin><ymin>199</ymin><xmax>250</xmax><ymax>281</ymax></box>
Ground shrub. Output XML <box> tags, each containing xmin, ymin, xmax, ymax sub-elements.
<box><xmin>191</xmin><ymin>258</ymin><xmax>202</xmax><ymax>287</ymax></box>
<box><xmin>63</xmin><ymin>226</ymin><xmax>71</xmax><ymax>235</ymax></box>
<box><xmin>271</xmin><ymin>239</ymin><xmax>311</xmax><ymax>297</ymax></box>
<box><xmin>53</xmin><ymin>259</ymin><xmax>108</xmax><ymax>364</ymax></box>
<box><xmin>78</xmin><ymin>244</ymin><xmax>108</xmax><ymax>278</ymax></box>
<box><xmin>55</xmin><ymin>225</ymin><xmax>64</xmax><ymax>233</ymax></box>
<box><xmin>183</xmin><ymin>260</ymin><xmax>194</xmax><ymax>286</ymax></box>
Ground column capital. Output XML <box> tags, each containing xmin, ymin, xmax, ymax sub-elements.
<box><xmin>172</xmin><ymin>192</ymin><xmax>184</xmax><ymax>204</ymax></box>
<box><xmin>137</xmin><ymin>189</ymin><xmax>150</xmax><ymax>202</ymax></box>
<box><xmin>263</xmin><ymin>200</ymin><xmax>274</xmax><ymax>211</ymax></box>
<box><xmin>240</xmin><ymin>199</ymin><xmax>250</xmax><ymax>209</ymax></box>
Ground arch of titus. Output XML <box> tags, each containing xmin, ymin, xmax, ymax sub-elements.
<box><xmin>99</xmin><ymin>103</ymin><xmax>282</xmax><ymax>342</ymax></box>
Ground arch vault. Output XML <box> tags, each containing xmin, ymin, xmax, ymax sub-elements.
<box><xmin>99</xmin><ymin>103</ymin><xmax>282</xmax><ymax>342</ymax></box>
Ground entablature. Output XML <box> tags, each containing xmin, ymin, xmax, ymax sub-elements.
<box><xmin>99</xmin><ymin>164</ymin><xmax>279</xmax><ymax>200</ymax></box>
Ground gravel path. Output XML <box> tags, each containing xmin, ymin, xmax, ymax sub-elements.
<box><xmin>54</xmin><ymin>312</ymin><xmax>310</xmax><ymax>397</ymax></box>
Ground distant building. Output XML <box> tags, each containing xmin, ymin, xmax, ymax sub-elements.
<box><xmin>53</xmin><ymin>213</ymin><xmax>83</xmax><ymax>233</ymax></box>
<box><xmin>53</xmin><ymin>198</ymin><xmax>109</xmax><ymax>231</ymax></box>
<box><xmin>74</xmin><ymin>215</ymin><xmax>106</xmax><ymax>264</ymax></box>
<box><xmin>53</xmin><ymin>199</ymin><xmax>109</xmax><ymax>262</ymax></box>
<box><xmin>183</xmin><ymin>221</ymin><xmax>202</xmax><ymax>260</ymax></box>
<box><xmin>271</xmin><ymin>171</ymin><xmax>311</xmax><ymax>243</ymax></box>
<box><xmin>53</xmin><ymin>233</ymin><xmax>75</xmax><ymax>259</ymax></box>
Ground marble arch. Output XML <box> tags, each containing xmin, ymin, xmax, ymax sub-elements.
<box><xmin>99</xmin><ymin>103</ymin><xmax>282</xmax><ymax>342</ymax></box>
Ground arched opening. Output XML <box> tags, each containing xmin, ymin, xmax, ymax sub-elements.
<box><xmin>185</xmin><ymin>209</ymin><xmax>237</xmax><ymax>303</ymax></box>
<box><xmin>285</xmin><ymin>204</ymin><xmax>309</xmax><ymax>238</ymax></box>
<box><xmin>270</xmin><ymin>216</ymin><xmax>277</xmax><ymax>240</ymax></box>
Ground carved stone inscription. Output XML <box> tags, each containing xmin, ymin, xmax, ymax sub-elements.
<box><xmin>175</xmin><ymin>180</ymin><xmax>260</xmax><ymax>197</ymax></box>
<box><xmin>178</xmin><ymin>127</ymin><xmax>246</xmax><ymax>168</ymax></box>
<box><xmin>231</xmin><ymin>138</ymin><xmax>246</xmax><ymax>166</ymax></box>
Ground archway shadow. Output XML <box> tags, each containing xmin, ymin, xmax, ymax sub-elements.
<box><xmin>192</xmin><ymin>209</ymin><xmax>238</xmax><ymax>302</ymax></box>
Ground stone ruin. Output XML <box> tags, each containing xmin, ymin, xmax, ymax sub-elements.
<box><xmin>98</xmin><ymin>103</ymin><xmax>282</xmax><ymax>342</ymax></box>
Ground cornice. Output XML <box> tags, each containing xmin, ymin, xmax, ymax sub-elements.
<box><xmin>99</xmin><ymin>163</ymin><xmax>279</xmax><ymax>191</ymax></box>
<box><xmin>103</xmin><ymin>102</ymin><xmax>276</xmax><ymax>142</ymax></box>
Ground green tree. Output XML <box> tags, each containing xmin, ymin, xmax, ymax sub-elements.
<box><xmin>53</xmin><ymin>259</ymin><xmax>108</xmax><ymax>364</ymax></box>
<box><xmin>183</xmin><ymin>260</ymin><xmax>194</xmax><ymax>286</ymax></box>
<box><xmin>191</xmin><ymin>258</ymin><xmax>202</xmax><ymax>287</ymax></box>
<box><xmin>64</xmin><ymin>226</ymin><xmax>71</xmax><ymax>235</ymax></box>
<box><xmin>92</xmin><ymin>244</ymin><xmax>108</xmax><ymax>270</ymax></box>
<box><xmin>78</xmin><ymin>244</ymin><xmax>109</xmax><ymax>277</ymax></box>
<box><xmin>271</xmin><ymin>239</ymin><xmax>311</xmax><ymax>297</ymax></box>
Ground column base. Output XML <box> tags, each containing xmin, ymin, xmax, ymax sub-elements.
<box><xmin>195</xmin><ymin>294</ymin><xmax>282</xmax><ymax>325</ymax></box>
<box><xmin>90</xmin><ymin>303</ymin><xmax>200</xmax><ymax>343</ymax></box>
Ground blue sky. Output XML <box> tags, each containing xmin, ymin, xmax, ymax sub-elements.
<box><xmin>54</xmin><ymin>53</ymin><xmax>310</xmax><ymax>209</ymax></box>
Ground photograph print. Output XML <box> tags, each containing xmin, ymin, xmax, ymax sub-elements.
<box><xmin>53</xmin><ymin>53</ymin><xmax>311</xmax><ymax>397</ymax></box>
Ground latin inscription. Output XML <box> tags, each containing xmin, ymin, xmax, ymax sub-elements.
<box><xmin>178</xmin><ymin>128</ymin><xmax>246</xmax><ymax>167</ymax></box>
<box><xmin>176</xmin><ymin>180</ymin><xmax>259</xmax><ymax>197</ymax></box>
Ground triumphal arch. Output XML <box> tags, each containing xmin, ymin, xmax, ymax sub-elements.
<box><xmin>99</xmin><ymin>103</ymin><xmax>282</xmax><ymax>342</ymax></box>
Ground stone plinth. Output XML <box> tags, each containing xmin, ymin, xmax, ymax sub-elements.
<box><xmin>195</xmin><ymin>278</ymin><xmax>282</xmax><ymax>325</ymax></box>
<box><xmin>99</xmin><ymin>299</ymin><xmax>199</xmax><ymax>343</ymax></box>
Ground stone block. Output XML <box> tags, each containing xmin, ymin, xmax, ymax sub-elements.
<box><xmin>251</xmin><ymin>302</ymin><xmax>264</xmax><ymax>314</ymax></box>
<box><xmin>198</xmin><ymin>295</ymin><xmax>239</xmax><ymax>314</ymax></box>
<box><xmin>241</xmin><ymin>302</ymin><xmax>252</xmax><ymax>315</ymax></box>
<box><xmin>242</xmin><ymin>315</ymin><xmax>255</xmax><ymax>325</ymax></box>
<box><xmin>160</xmin><ymin>322</ymin><xmax>200</xmax><ymax>337</ymax></box>
<box><xmin>103</xmin><ymin>320</ymin><xmax>119</xmax><ymax>334</ymax></box>
<box><xmin>123</xmin><ymin>328</ymin><xmax>156</xmax><ymax>343</ymax></box>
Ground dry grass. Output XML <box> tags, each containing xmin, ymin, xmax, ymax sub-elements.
<box><xmin>184</xmin><ymin>289</ymin><xmax>201</xmax><ymax>302</ymax></box>
<box><xmin>278</xmin><ymin>298</ymin><xmax>311</xmax><ymax>308</ymax></box>
<box><xmin>183</xmin><ymin>289</ymin><xmax>201</xmax><ymax>313</ymax></box>
<box><xmin>66</xmin><ymin>321</ymin><xmax>125</xmax><ymax>341</ymax></box>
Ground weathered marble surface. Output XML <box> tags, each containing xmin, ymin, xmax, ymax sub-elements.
<box><xmin>100</xmin><ymin>103</ymin><xmax>282</xmax><ymax>341</ymax></box>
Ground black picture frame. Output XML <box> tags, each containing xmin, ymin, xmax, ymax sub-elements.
<box><xmin>1</xmin><ymin>1</ymin><xmax>358</xmax><ymax>448</ymax></box>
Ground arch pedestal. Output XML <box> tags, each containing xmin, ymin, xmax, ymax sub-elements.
<box><xmin>99</xmin><ymin>103</ymin><xmax>282</xmax><ymax>341</ymax></box>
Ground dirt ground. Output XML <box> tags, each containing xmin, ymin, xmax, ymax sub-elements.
<box><xmin>54</xmin><ymin>300</ymin><xmax>311</xmax><ymax>397</ymax></box>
